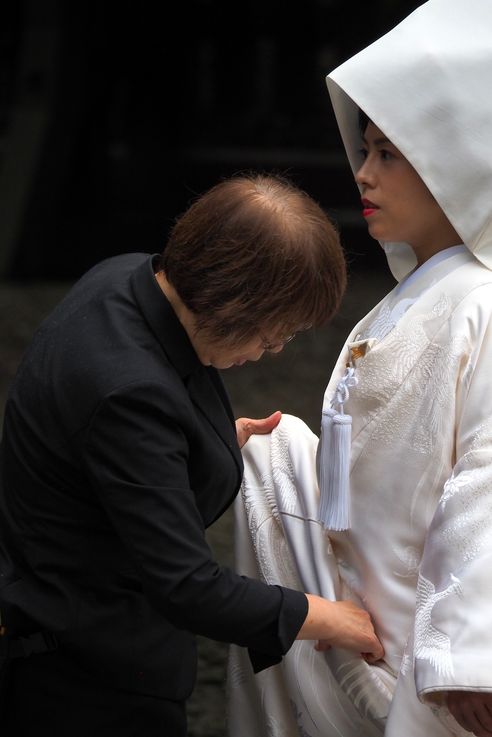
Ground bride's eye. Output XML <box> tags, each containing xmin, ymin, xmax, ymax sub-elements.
<box><xmin>380</xmin><ymin>149</ymin><xmax>394</xmax><ymax>161</ymax></box>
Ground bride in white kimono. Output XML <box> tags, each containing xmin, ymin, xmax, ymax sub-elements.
<box><xmin>227</xmin><ymin>1</ymin><xmax>492</xmax><ymax>735</ymax></box>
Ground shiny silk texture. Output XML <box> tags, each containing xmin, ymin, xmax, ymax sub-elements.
<box><xmin>227</xmin><ymin>249</ymin><xmax>492</xmax><ymax>736</ymax></box>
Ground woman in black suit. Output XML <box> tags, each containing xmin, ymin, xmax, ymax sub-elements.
<box><xmin>0</xmin><ymin>172</ymin><xmax>383</xmax><ymax>736</ymax></box>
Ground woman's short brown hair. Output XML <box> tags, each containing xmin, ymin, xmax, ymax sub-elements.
<box><xmin>159</xmin><ymin>172</ymin><xmax>346</xmax><ymax>345</ymax></box>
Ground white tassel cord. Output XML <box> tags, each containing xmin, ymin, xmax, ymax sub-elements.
<box><xmin>318</xmin><ymin>366</ymin><xmax>357</xmax><ymax>531</ymax></box>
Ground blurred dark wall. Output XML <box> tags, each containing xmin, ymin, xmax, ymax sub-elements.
<box><xmin>2</xmin><ymin>0</ymin><xmax>422</xmax><ymax>280</ymax></box>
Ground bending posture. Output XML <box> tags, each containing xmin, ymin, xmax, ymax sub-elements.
<box><xmin>227</xmin><ymin>2</ymin><xmax>492</xmax><ymax>736</ymax></box>
<box><xmin>0</xmin><ymin>173</ymin><xmax>382</xmax><ymax>737</ymax></box>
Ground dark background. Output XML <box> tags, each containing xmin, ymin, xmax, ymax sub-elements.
<box><xmin>2</xmin><ymin>0</ymin><xmax>422</xmax><ymax>281</ymax></box>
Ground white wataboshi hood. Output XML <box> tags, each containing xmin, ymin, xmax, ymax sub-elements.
<box><xmin>326</xmin><ymin>0</ymin><xmax>492</xmax><ymax>281</ymax></box>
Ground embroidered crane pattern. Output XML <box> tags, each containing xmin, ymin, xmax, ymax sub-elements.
<box><xmin>414</xmin><ymin>573</ymin><xmax>462</xmax><ymax>678</ymax></box>
<box><xmin>440</xmin><ymin>471</ymin><xmax>474</xmax><ymax>509</ymax></box>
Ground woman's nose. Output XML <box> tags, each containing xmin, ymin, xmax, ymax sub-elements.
<box><xmin>355</xmin><ymin>161</ymin><xmax>369</xmax><ymax>185</ymax></box>
<box><xmin>355</xmin><ymin>156</ymin><xmax>374</xmax><ymax>186</ymax></box>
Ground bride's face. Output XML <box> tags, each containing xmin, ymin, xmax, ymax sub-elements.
<box><xmin>355</xmin><ymin>122</ymin><xmax>460</xmax><ymax>264</ymax></box>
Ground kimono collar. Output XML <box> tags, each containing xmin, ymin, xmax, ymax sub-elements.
<box><xmin>394</xmin><ymin>244</ymin><xmax>467</xmax><ymax>297</ymax></box>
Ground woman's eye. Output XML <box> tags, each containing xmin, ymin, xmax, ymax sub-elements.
<box><xmin>358</xmin><ymin>147</ymin><xmax>368</xmax><ymax>161</ymax></box>
<box><xmin>380</xmin><ymin>149</ymin><xmax>393</xmax><ymax>161</ymax></box>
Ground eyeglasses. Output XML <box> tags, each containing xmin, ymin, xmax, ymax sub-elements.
<box><xmin>260</xmin><ymin>333</ymin><xmax>297</xmax><ymax>351</ymax></box>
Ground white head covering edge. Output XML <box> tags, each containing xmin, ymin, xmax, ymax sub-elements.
<box><xmin>326</xmin><ymin>0</ymin><xmax>492</xmax><ymax>280</ymax></box>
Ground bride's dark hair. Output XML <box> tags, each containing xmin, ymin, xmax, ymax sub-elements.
<box><xmin>358</xmin><ymin>108</ymin><xmax>370</xmax><ymax>136</ymax></box>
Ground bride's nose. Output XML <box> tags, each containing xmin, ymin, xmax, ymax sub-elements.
<box><xmin>355</xmin><ymin>157</ymin><xmax>374</xmax><ymax>187</ymax></box>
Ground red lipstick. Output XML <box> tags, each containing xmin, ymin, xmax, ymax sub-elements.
<box><xmin>361</xmin><ymin>197</ymin><xmax>379</xmax><ymax>218</ymax></box>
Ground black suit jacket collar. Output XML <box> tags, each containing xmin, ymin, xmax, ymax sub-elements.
<box><xmin>130</xmin><ymin>254</ymin><xmax>201</xmax><ymax>379</ymax></box>
<box><xmin>130</xmin><ymin>254</ymin><xmax>242</xmax><ymax>480</ymax></box>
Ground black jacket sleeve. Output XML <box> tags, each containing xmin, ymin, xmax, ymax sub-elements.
<box><xmin>81</xmin><ymin>379</ymin><xmax>307</xmax><ymax>665</ymax></box>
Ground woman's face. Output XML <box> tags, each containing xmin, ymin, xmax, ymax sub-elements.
<box><xmin>192</xmin><ymin>330</ymin><xmax>289</xmax><ymax>370</ymax></box>
<box><xmin>155</xmin><ymin>270</ymin><xmax>293</xmax><ymax>369</ymax></box>
<box><xmin>355</xmin><ymin>122</ymin><xmax>460</xmax><ymax>264</ymax></box>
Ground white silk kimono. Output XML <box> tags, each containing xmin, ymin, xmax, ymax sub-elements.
<box><xmin>227</xmin><ymin>0</ymin><xmax>492</xmax><ymax>735</ymax></box>
<box><xmin>227</xmin><ymin>248</ymin><xmax>492</xmax><ymax>736</ymax></box>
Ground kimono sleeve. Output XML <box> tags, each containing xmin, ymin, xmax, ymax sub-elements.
<box><xmin>414</xmin><ymin>291</ymin><xmax>492</xmax><ymax>701</ymax></box>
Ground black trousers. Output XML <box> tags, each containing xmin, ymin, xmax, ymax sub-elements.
<box><xmin>1</xmin><ymin>649</ymin><xmax>188</xmax><ymax>737</ymax></box>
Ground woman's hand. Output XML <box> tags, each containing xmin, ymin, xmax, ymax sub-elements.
<box><xmin>235</xmin><ymin>411</ymin><xmax>282</xmax><ymax>449</ymax></box>
<box><xmin>297</xmin><ymin>595</ymin><xmax>384</xmax><ymax>664</ymax></box>
<box><xmin>447</xmin><ymin>692</ymin><xmax>492</xmax><ymax>736</ymax></box>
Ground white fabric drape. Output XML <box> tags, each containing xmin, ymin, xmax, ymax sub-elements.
<box><xmin>227</xmin><ymin>250</ymin><xmax>492</xmax><ymax>736</ymax></box>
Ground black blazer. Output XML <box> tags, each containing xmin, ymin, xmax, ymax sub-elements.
<box><xmin>0</xmin><ymin>253</ymin><xmax>307</xmax><ymax>700</ymax></box>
